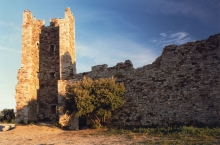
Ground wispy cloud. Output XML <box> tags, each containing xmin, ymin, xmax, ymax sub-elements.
<box><xmin>116</xmin><ymin>16</ymin><xmax>141</xmax><ymax>30</ymax></box>
<box><xmin>0</xmin><ymin>21</ymin><xmax>21</xmax><ymax>31</ymax></box>
<box><xmin>0</xmin><ymin>20</ymin><xmax>21</xmax><ymax>52</ymax></box>
<box><xmin>150</xmin><ymin>31</ymin><xmax>194</xmax><ymax>47</ymax></box>
<box><xmin>76</xmin><ymin>35</ymin><xmax>157</xmax><ymax>73</ymax></box>
<box><xmin>0</xmin><ymin>46</ymin><xmax>21</xmax><ymax>53</ymax></box>
<box><xmin>76</xmin><ymin>10</ymin><xmax>115</xmax><ymax>24</ymax></box>
<box><xmin>137</xmin><ymin>0</ymin><xmax>218</xmax><ymax>23</ymax></box>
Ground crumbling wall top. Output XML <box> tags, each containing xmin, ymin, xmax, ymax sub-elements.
<box><xmin>50</xmin><ymin>18</ymin><xmax>60</xmax><ymax>26</ymax></box>
<box><xmin>65</xmin><ymin>7</ymin><xmax>71</xmax><ymax>11</ymax></box>
<box><xmin>24</xmin><ymin>9</ymin><xmax>31</xmax><ymax>12</ymax></box>
<box><xmin>22</xmin><ymin>9</ymin><xmax>45</xmax><ymax>25</ymax></box>
<box><xmin>65</xmin><ymin>7</ymin><xmax>74</xmax><ymax>20</ymax></box>
<box><xmin>92</xmin><ymin>64</ymin><xmax>108</xmax><ymax>72</ymax></box>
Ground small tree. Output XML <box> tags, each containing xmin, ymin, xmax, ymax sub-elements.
<box><xmin>62</xmin><ymin>77</ymin><xmax>125</xmax><ymax>126</ymax></box>
<box><xmin>0</xmin><ymin>109</ymin><xmax>15</xmax><ymax>123</ymax></box>
<box><xmin>0</xmin><ymin>111</ymin><xmax>3</xmax><ymax>122</ymax></box>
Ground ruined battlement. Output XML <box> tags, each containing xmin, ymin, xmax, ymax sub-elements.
<box><xmin>58</xmin><ymin>33</ymin><xmax>220</xmax><ymax>127</ymax></box>
<box><xmin>15</xmin><ymin>8</ymin><xmax>76</xmax><ymax>123</ymax></box>
<box><xmin>15</xmin><ymin>8</ymin><xmax>219</xmax><ymax>128</ymax></box>
<box><xmin>86</xmin><ymin>60</ymin><xmax>134</xmax><ymax>73</ymax></box>
<box><xmin>92</xmin><ymin>64</ymin><xmax>108</xmax><ymax>71</ymax></box>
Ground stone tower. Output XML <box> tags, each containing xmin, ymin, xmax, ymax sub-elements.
<box><xmin>15</xmin><ymin>8</ymin><xmax>76</xmax><ymax>123</ymax></box>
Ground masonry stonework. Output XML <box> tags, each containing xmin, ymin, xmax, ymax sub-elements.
<box><xmin>15</xmin><ymin>8</ymin><xmax>220</xmax><ymax>127</ymax></box>
<box><xmin>58</xmin><ymin>34</ymin><xmax>220</xmax><ymax>127</ymax></box>
<box><xmin>15</xmin><ymin>8</ymin><xmax>76</xmax><ymax>123</ymax></box>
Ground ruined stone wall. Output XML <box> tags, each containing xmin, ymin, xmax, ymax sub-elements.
<box><xmin>37</xmin><ymin>8</ymin><xmax>75</xmax><ymax>120</ymax></box>
<box><xmin>58</xmin><ymin>7</ymin><xmax>76</xmax><ymax>80</ymax></box>
<box><xmin>15</xmin><ymin>8</ymin><xmax>76</xmax><ymax>122</ymax></box>
<box><xmin>37</xmin><ymin>25</ymin><xmax>60</xmax><ymax>120</ymax></box>
<box><xmin>59</xmin><ymin>34</ymin><xmax>220</xmax><ymax>126</ymax></box>
<box><xmin>15</xmin><ymin>10</ymin><xmax>44</xmax><ymax>122</ymax></box>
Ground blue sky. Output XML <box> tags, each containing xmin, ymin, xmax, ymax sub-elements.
<box><xmin>0</xmin><ymin>0</ymin><xmax>219</xmax><ymax>110</ymax></box>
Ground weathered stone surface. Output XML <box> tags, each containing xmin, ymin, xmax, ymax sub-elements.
<box><xmin>15</xmin><ymin>7</ymin><xmax>220</xmax><ymax>127</ymax></box>
<box><xmin>2</xmin><ymin>125</ymin><xmax>10</xmax><ymax>132</ymax></box>
<box><xmin>0</xmin><ymin>124</ymin><xmax>16</xmax><ymax>132</ymax></box>
<box><xmin>59</xmin><ymin>34</ymin><xmax>220</xmax><ymax>127</ymax></box>
<box><xmin>15</xmin><ymin>8</ymin><xmax>76</xmax><ymax>123</ymax></box>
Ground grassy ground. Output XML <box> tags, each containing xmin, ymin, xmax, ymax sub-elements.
<box><xmin>2</xmin><ymin>120</ymin><xmax>219</xmax><ymax>144</ymax></box>
<box><xmin>93</xmin><ymin>126</ymin><xmax>220</xmax><ymax>145</ymax></box>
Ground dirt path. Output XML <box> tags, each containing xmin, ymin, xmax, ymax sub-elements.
<box><xmin>0</xmin><ymin>124</ymin><xmax>150</xmax><ymax>145</ymax></box>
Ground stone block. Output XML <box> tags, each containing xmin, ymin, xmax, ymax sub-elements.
<box><xmin>2</xmin><ymin>125</ymin><xmax>11</xmax><ymax>132</ymax></box>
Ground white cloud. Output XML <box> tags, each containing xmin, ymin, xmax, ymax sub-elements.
<box><xmin>0</xmin><ymin>21</ymin><xmax>21</xmax><ymax>31</ymax></box>
<box><xmin>160</xmin><ymin>33</ymin><xmax>167</xmax><ymax>37</ymax></box>
<box><xmin>76</xmin><ymin>10</ymin><xmax>115</xmax><ymax>24</ymax></box>
<box><xmin>138</xmin><ymin>0</ymin><xmax>218</xmax><ymax>23</ymax></box>
<box><xmin>116</xmin><ymin>17</ymin><xmax>141</xmax><ymax>30</ymax></box>
<box><xmin>150</xmin><ymin>31</ymin><xmax>194</xmax><ymax>47</ymax></box>
<box><xmin>0</xmin><ymin>20</ymin><xmax>22</xmax><ymax>52</ymax></box>
<box><xmin>0</xmin><ymin>46</ymin><xmax>21</xmax><ymax>53</ymax></box>
<box><xmin>76</xmin><ymin>35</ymin><xmax>158</xmax><ymax>73</ymax></box>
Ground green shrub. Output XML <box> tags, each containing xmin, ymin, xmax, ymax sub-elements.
<box><xmin>62</xmin><ymin>77</ymin><xmax>125</xmax><ymax>126</ymax></box>
<box><xmin>27</xmin><ymin>120</ymin><xmax>37</xmax><ymax>125</ymax></box>
<box><xmin>0</xmin><ymin>109</ymin><xmax>15</xmax><ymax>123</ymax></box>
<box><xmin>91</xmin><ymin>123</ymin><xmax>101</xmax><ymax>129</ymax></box>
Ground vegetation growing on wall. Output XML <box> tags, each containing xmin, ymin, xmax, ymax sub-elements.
<box><xmin>62</xmin><ymin>77</ymin><xmax>125</xmax><ymax>126</ymax></box>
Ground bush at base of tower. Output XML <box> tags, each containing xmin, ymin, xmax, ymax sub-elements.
<box><xmin>62</xmin><ymin>77</ymin><xmax>125</xmax><ymax>127</ymax></box>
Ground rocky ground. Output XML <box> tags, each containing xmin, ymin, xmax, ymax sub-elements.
<box><xmin>0</xmin><ymin>124</ymin><xmax>150</xmax><ymax>145</ymax></box>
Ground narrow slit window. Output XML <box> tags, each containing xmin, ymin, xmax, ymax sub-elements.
<box><xmin>50</xmin><ymin>72</ymin><xmax>56</xmax><ymax>78</ymax></box>
<box><xmin>37</xmin><ymin>103</ymin><xmax>39</xmax><ymax>114</ymax></box>
<box><xmin>51</xmin><ymin>105</ymin><xmax>57</xmax><ymax>114</ymax></box>
<box><xmin>50</xmin><ymin>45</ymin><xmax>55</xmax><ymax>52</ymax></box>
<box><xmin>69</xmin><ymin>69</ymin><xmax>73</xmax><ymax>75</ymax></box>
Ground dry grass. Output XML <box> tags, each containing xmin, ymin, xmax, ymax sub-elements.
<box><xmin>101</xmin><ymin>126</ymin><xmax>220</xmax><ymax>144</ymax></box>
<box><xmin>0</xmin><ymin>124</ymin><xmax>219</xmax><ymax>145</ymax></box>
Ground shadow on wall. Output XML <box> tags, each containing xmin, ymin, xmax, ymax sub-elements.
<box><xmin>16</xmin><ymin>98</ymin><xmax>60</xmax><ymax>124</ymax></box>
<box><xmin>15</xmin><ymin>51</ymin><xmax>76</xmax><ymax>124</ymax></box>
<box><xmin>37</xmin><ymin>25</ymin><xmax>60</xmax><ymax>122</ymax></box>
<box><xmin>61</xmin><ymin>51</ymin><xmax>76</xmax><ymax>79</ymax></box>
<box><xmin>67</xmin><ymin>34</ymin><xmax>220</xmax><ymax>128</ymax></box>
<box><xmin>15</xmin><ymin>99</ymin><xmax>38</xmax><ymax>124</ymax></box>
<box><xmin>15</xmin><ymin>34</ymin><xmax>220</xmax><ymax>127</ymax></box>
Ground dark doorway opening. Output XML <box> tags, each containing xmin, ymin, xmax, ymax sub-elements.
<box><xmin>79</xmin><ymin>115</ymin><xmax>87</xmax><ymax>129</ymax></box>
<box><xmin>51</xmin><ymin>105</ymin><xmax>57</xmax><ymax>114</ymax></box>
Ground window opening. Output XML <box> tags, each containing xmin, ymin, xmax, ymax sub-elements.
<box><xmin>50</xmin><ymin>72</ymin><xmax>56</xmax><ymax>78</ymax></box>
<box><xmin>50</xmin><ymin>45</ymin><xmax>55</xmax><ymax>52</ymax></box>
<box><xmin>37</xmin><ymin>103</ymin><xmax>39</xmax><ymax>114</ymax></box>
<box><xmin>69</xmin><ymin>69</ymin><xmax>73</xmax><ymax>76</ymax></box>
<box><xmin>51</xmin><ymin>105</ymin><xmax>57</xmax><ymax>114</ymax></box>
